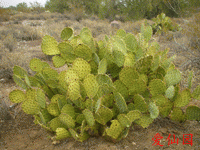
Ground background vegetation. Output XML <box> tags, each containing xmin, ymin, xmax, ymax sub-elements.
<box><xmin>1</xmin><ymin>0</ymin><xmax>200</xmax><ymax>21</ymax></box>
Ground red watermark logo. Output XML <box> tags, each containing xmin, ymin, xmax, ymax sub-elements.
<box><xmin>152</xmin><ymin>133</ymin><xmax>193</xmax><ymax>146</ymax></box>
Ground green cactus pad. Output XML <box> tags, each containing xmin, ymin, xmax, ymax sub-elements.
<box><xmin>61</xmin><ymin>27</ymin><xmax>73</xmax><ymax>40</ymax></box>
<box><xmin>96</xmin><ymin>74</ymin><xmax>113</xmax><ymax>86</ymax></box>
<box><xmin>72</xmin><ymin>58</ymin><xmax>91</xmax><ymax>80</ymax></box>
<box><xmin>164</xmin><ymin>69</ymin><xmax>182</xmax><ymax>86</ymax></box>
<box><xmin>141</xmin><ymin>24</ymin><xmax>152</xmax><ymax>42</ymax></box>
<box><xmin>116</xmin><ymin>29</ymin><xmax>126</xmax><ymax>38</ymax></box>
<box><xmin>55</xmin><ymin>128</ymin><xmax>71</xmax><ymax>140</ymax></box>
<box><xmin>43</xmin><ymin>67</ymin><xmax>59</xmax><ymax>80</ymax></box>
<box><xmin>165</xmin><ymin>85</ymin><xmax>175</xmax><ymax>99</ymax></box>
<box><xmin>111</xmin><ymin>36</ymin><xmax>127</xmax><ymax>55</ymax></box>
<box><xmin>46</xmin><ymin>79</ymin><xmax>59</xmax><ymax>88</ymax></box>
<box><xmin>139</xmin><ymin>74</ymin><xmax>148</xmax><ymax>83</ymax></box>
<box><xmin>29</xmin><ymin>76</ymin><xmax>41</xmax><ymax>87</ymax></box>
<box><xmin>68</xmin><ymin>128</ymin><xmax>80</xmax><ymax>141</ymax></box>
<box><xmin>74</xmin><ymin>44</ymin><xmax>93</xmax><ymax>61</ymax></box>
<box><xmin>72</xmin><ymin>98</ymin><xmax>85</xmax><ymax>110</ymax></box>
<box><xmin>124</xmin><ymin>33</ymin><xmax>138</xmax><ymax>53</ymax></box>
<box><xmin>52</xmin><ymin>56</ymin><xmax>66</xmax><ymax>68</ymax></box>
<box><xmin>117</xmin><ymin>114</ymin><xmax>131</xmax><ymax>128</ymax></box>
<box><xmin>26</xmin><ymin>88</ymin><xmax>36</xmax><ymax>101</ymax></box>
<box><xmin>135</xmin><ymin>115</ymin><xmax>154</xmax><ymax>128</ymax></box>
<box><xmin>59</xmin><ymin>113</ymin><xmax>75</xmax><ymax>128</ymax></box>
<box><xmin>51</xmin><ymin>94</ymin><xmax>66</xmax><ymax>103</ymax></box>
<box><xmin>152</xmin><ymin>94</ymin><xmax>169</xmax><ymax>106</ymax></box>
<box><xmin>70</xmin><ymin>35</ymin><xmax>83</xmax><ymax>47</ymax></box>
<box><xmin>94</xmin><ymin>105</ymin><xmax>113</xmax><ymax>125</ymax></box>
<box><xmin>67</xmin><ymin>81</ymin><xmax>81</xmax><ymax>101</ymax></box>
<box><xmin>83</xmin><ymin>74</ymin><xmax>99</xmax><ymax>99</ymax></box>
<box><xmin>174</xmin><ymin>89</ymin><xmax>191</xmax><ymax>107</ymax></box>
<box><xmin>101</xmin><ymin>94</ymin><xmax>114</xmax><ymax>108</ymax></box>
<box><xmin>149</xmin><ymin>79</ymin><xmax>166</xmax><ymax>96</ymax></box>
<box><xmin>192</xmin><ymin>85</ymin><xmax>200</xmax><ymax>100</ymax></box>
<box><xmin>13</xmin><ymin>66</ymin><xmax>28</xmax><ymax>79</ymax></box>
<box><xmin>41</xmin><ymin>35</ymin><xmax>60</xmax><ymax>55</ymax></box>
<box><xmin>156</xmin><ymin>66</ymin><xmax>166</xmax><ymax>77</ymax></box>
<box><xmin>98</xmin><ymin>58</ymin><xmax>107</xmax><ymax>74</ymax></box>
<box><xmin>159</xmin><ymin>101</ymin><xmax>173</xmax><ymax>118</ymax></box>
<box><xmin>9</xmin><ymin>89</ymin><xmax>26</xmax><ymax>103</ymax></box>
<box><xmin>58</xmin><ymin>42</ymin><xmax>74</xmax><ymax>54</ymax></box>
<box><xmin>13</xmin><ymin>74</ymin><xmax>28</xmax><ymax>89</ymax></box>
<box><xmin>161</xmin><ymin>55</ymin><xmax>176</xmax><ymax>70</ymax></box>
<box><xmin>114</xmin><ymin>92</ymin><xmax>128</xmax><ymax>113</ymax></box>
<box><xmin>170</xmin><ymin>108</ymin><xmax>185</xmax><ymax>122</ymax></box>
<box><xmin>107</xmin><ymin>63</ymin><xmax>121</xmax><ymax>78</ymax></box>
<box><xmin>119</xmin><ymin>67</ymin><xmax>139</xmax><ymax>89</ymax></box>
<box><xmin>148</xmin><ymin>102</ymin><xmax>159</xmax><ymax>119</ymax></box>
<box><xmin>106</xmin><ymin>120</ymin><xmax>123</xmax><ymax>139</ymax></box>
<box><xmin>60</xmin><ymin>52</ymin><xmax>77</xmax><ymax>63</ymax></box>
<box><xmin>129</xmin><ymin>79</ymin><xmax>147</xmax><ymax>95</ymax></box>
<box><xmin>58</xmin><ymin>70</ymin><xmax>68</xmax><ymax>90</ymax></box>
<box><xmin>127</xmin><ymin>110</ymin><xmax>142</xmax><ymax>122</ymax></box>
<box><xmin>22</xmin><ymin>99</ymin><xmax>40</xmax><ymax>115</ymax></box>
<box><xmin>147</xmin><ymin>42</ymin><xmax>160</xmax><ymax>56</ymax></box>
<box><xmin>89</xmin><ymin>60</ymin><xmax>98</xmax><ymax>74</ymax></box>
<box><xmin>61</xmin><ymin>104</ymin><xmax>75</xmax><ymax>119</ymax></box>
<box><xmin>186</xmin><ymin>106</ymin><xmax>200</xmax><ymax>121</ymax></box>
<box><xmin>38</xmin><ymin>108</ymin><xmax>53</xmax><ymax>124</ymax></box>
<box><xmin>65</xmin><ymin>68</ymin><xmax>80</xmax><ymax>84</ymax></box>
<box><xmin>42</xmin><ymin>84</ymin><xmax>54</xmax><ymax>99</ymax></box>
<box><xmin>113</xmin><ymin>49</ymin><xmax>125</xmax><ymax>67</ymax></box>
<box><xmin>187</xmin><ymin>71</ymin><xmax>193</xmax><ymax>89</ymax></box>
<box><xmin>76</xmin><ymin>114</ymin><xmax>85</xmax><ymax>124</ymax></box>
<box><xmin>151</xmin><ymin>55</ymin><xmax>160</xmax><ymax>71</ymax></box>
<box><xmin>85</xmin><ymin>99</ymin><xmax>94</xmax><ymax>111</ymax></box>
<box><xmin>29</xmin><ymin>58</ymin><xmax>43</xmax><ymax>72</ymax></box>
<box><xmin>124</xmin><ymin>52</ymin><xmax>135</xmax><ymax>67</ymax></box>
<box><xmin>127</xmin><ymin>103</ymin><xmax>135</xmax><ymax>111</ymax></box>
<box><xmin>36</xmin><ymin>89</ymin><xmax>46</xmax><ymax>109</ymax></box>
<box><xmin>113</xmin><ymin>80</ymin><xmax>129</xmax><ymax>100</ymax></box>
<box><xmin>133</xmin><ymin>94</ymin><xmax>148</xmax><ymax>113</ymax></box>
<box><xmin>47</xmin><ymin>103</ymin><xmax>60</xmax><ymax>116</ymax></box>
<box><xmin>135</xmin><ymin>55</ymin><xmax>153</xmax><ymax>74</ymax></box>
<box><xmin>83</xmin><ymin>109</ymin><xmax>95</xmax><ymax>126</ymax></box>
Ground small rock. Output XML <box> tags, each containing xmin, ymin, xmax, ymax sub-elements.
<box><xmin>29</xmin><ymin>130</ymin><xmax>41</xmax><ymax>139</ymax></box>
<box><xmin>132</xmin><ymin>142</ymin><xmax>136</xmax><ymax>145</ymax></box>
<box><xmin>160</xmin><ymin>128</ymin><xmax>168</xmax><ymax>134</ymax></box>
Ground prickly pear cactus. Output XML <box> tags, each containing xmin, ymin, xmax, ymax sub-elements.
<box><xmin>9</xmin><ymin>25</ymin><xmax>200</xmax><ymax>143</ymax></box>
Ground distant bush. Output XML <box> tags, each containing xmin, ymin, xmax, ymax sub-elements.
<box><xmin>3</xmin><ymin>33</ymin><xmax>17</xmax><ymax>52</ymax></box>
<box><xmin>0</xmin><ymin>8</ymin><xmax>11</xmax><ymax>21</ymax></box>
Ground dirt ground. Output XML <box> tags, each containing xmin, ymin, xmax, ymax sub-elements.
<box><xmin>0</xmin><ymin>14</ymin><xmax>200</xmax><ymax>150</ymax></box>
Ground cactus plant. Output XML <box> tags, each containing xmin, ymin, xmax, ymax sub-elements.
<box><xmin>9</xmin><ymin>25</ymin><xmax>200</xmax><ymax>143</ymax></box>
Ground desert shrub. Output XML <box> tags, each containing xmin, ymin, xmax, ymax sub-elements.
<box><xmin>8</xmin><ymin>26</ymin><xmax>200</xmax><ymax>143</ymax></box>
<box><xmin>179</xmin><ymin>12</ymin><xmax>200</xmax><ymax>69</ymax></box>
<box><xmin>70</xmin><ymin>7</ymin><xmax>86</xmax><ymax>22</ymax></box>
<box><xmin>0</xmin><ymin>8</ymin><xmax>10</xmax><ymax>21</ymax></box>
<box><xmin>11</xmin><ymin>13</ymin><xmax>28</xmax><ymax>21</ymax></box>
<box><xmin>0</xmin><ymin>48</ymin><xmax>31</xmax><ymax>79</ymax></box>
<box><xmin>3</xmin><ymin>33</ymin><xmax>17</xmax><ymax>52</ymax></box>
<box><xmin>12</xmin><ymin>26</ymin><xmax>42</xmax><ymax>41</ymax></box>
<box><xmin>186</xmin><ymin>13</ymin><xmax>200</xmax><ymax>51</ymax></box>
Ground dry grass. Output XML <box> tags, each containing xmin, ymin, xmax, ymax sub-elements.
<box><xmin>3</xmin><ymin>33</ymin><xmax>17</xmax><ymax>52</ymax></box>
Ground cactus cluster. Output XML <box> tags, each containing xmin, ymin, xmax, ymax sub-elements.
<box><xmin>9</xmin><ymin>25</ymin><xmax>200</xmax><ymax>142</ymax></box>
<box><xmin>151</xmin><ymin>13</ymin><xmax>182</xmax><ymax>34</ymax></box>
